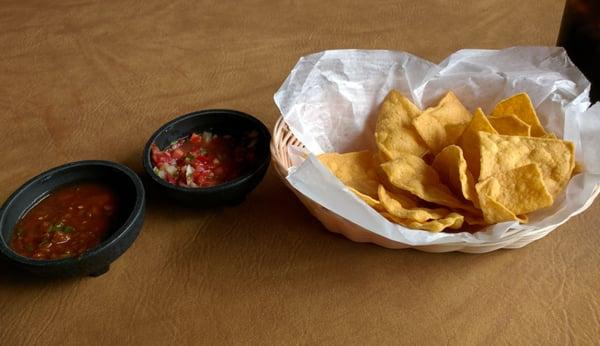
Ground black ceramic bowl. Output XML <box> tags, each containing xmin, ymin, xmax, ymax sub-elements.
<box><xmin>0</xmin><ymin>161</ymin><xmax>145</xmax><ymax>278</ymax></box>
<box><xmin>142</xmin><ymin>109</ymin><xmax>271</xmax><ymax>206</ymax></box>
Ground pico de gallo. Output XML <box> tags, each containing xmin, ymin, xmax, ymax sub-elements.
<box><xmin>151</xmin><ymin>130</ymin><xmax>258</xmax><ymax>188</ymax></box>
<box><xmin>10</xmin><ymin>183</ymin><xmax>119</xmax><ymax>260</ymax></box>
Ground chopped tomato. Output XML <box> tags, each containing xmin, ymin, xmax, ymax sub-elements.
<box><xmin>151</xmin><ymin>130</ymin><xmax>257</xmax><ymax>188</ymax></box>
<box><xmin>189</xmin><ymin>133</ymin><xmax>202</xmax><ymax>144</ymax></box>
<box><xmin>172</xmin><ymin>148</ymin><xmax>185</xmax><ymax>160</ymax></box>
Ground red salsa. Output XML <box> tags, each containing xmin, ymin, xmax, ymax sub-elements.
<box><xmin>151</xmin><ymin>130</ymin><xmax>258</xmax><ymax>187</ymax></box>
<box><xmin>10</xmin><ymin>183</ymin><xmax>119</xmax><ymax>260</ymax></box>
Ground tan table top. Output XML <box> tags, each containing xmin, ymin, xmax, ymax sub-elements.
<box><xmin>2</xmin><ymin>0</ymin><xmax>598</xmax><ymax>344</ymax></box>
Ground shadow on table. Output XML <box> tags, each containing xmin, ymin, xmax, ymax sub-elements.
<box><xmin>0</xmin><ymin>260</ymin><xmax>81</xmax><ymax>287</ymax></box>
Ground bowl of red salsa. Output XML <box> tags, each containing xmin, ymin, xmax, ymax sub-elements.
<box><xmin>143</xmin><ymin>109</ymin><xmax>271</xmax><ymax>206</ymax></box>
<box><xmin>0</xmin><ymin>161</ymin><xmax>145</xmax><ymax>277</ymax></box>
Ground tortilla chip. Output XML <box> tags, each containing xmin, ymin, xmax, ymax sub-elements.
<box><xmin>431</xmin><ymin>145</ymin><xmax>478</xmax><ymax>206</ymax></box>
<box><xmin>542</xmin><ymin>132</ymin><xmax>557</xmax><ymax>139</ymax></box>
<box><xmin>488</xmin><ymin>115</ymin><xmax>531</xmax><ymax>136</ymax></box>
<box><xmin>375</xmin><ymin>90</ymin><xmax>429</xmax><ymax>160</ymax></box>
<box><xmin>372</xmin><ymin>151</ymin><xmax>388</xmax><ymax>165</ymax></box>
<box><xmin>378</xmin><ymin>185</ymin><xmax>453</xmax><ymax>223</ymax></box>
<box><xmin>382</xmin><ymin>212</ymin><xmax>464</xmax><ymax>232</ymax></box>
<box><xmin>573</xmin><ymin>161</ymin><xmax>584</xmax><ymax>176</ymax></box>
<box><xmin>463</xmin><ymin>213</ymin><xmax>489</xmax><ymax>226</ymax></box>
<box><xmin>476</xmin><ymin>163</ymin><xmax>554</xmax><ymax>217</ymax></box>
<box><xmin>477</xmin><ymin>193</ymin><xmax>528</xmax><ymax>224</ymax></box>
<box><xmin>457</xmin><ymin>108</ymin><xmax>498</xmax><ymax>179</ymax></box>
<box><xmin>412</xmin><ymin>91</ymin><xmax>472</xmax><ymax>154</ymax></box>
<box><xmin>380</xmin><ymin>153</ymin><xmax>477</xmax><ymax>213</ymax></box>
<box><xmin>478</xmin><ymin>132</ymin><xmax>575</xmax><ymax>196</ymax></box>
<box><xmin>491</xmin><ymin>93</ymin><xmax>546</xmax><ymax>137</ymax></box>
<box><xmin>318</xmin><ymin>151</ymin><xmax>379</xmax><ymax>198</ymax></box>
<box><xmin>348</xmin><ymin>187</ymin><xmax>385</xmax><ymax>212</ymax></box>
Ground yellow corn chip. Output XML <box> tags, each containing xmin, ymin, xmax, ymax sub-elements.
<box><xmin>488</xmin><ymin>115</ymin><xmax>531</xmax><ymax>136</ymax></box>
<box><xmin>412</xmin><ymin>91</ymin><xmax>473</xmax><ymax>154</ymax></box>
<box><xmin>378</xmin><ymin>185</ymin><xmax>452</xmax><ymax>223</ymax></box>
<box><xmin>431</xmin><ymin>145</ymin><xmax>478</xmax><ymax>206</ymax></box>
<box><xmin>457</xmin><ymin>108</ymin><xmax>498</xmax><ymax>179</ymax></box>
<box><xmin>476</xmin><ymin>163</ymin><xmax>553</xmax><ymax>217</ymax></box>
<box><xmin>382</xmin><ymin>212</ymin><xmax>464</xmax><ymax>232</ymax></box>
<box><xmin>318</xmin><ymin>151</ymin><xmax>379</xmax><ymax>198</ymax></box>
<box><xmin>491</xmin><ymin>93</ymin><xmax>546</xmax><ymax>137</ymax></box>
<box><xmin>318</xmin><ymin>90</ymin><xmax>578</xmax><ymax>233</ymax></box>
<box><xmin>375</xmin><ymin>182</ymin><xmax>422</xmax><ymax>208</ymax></box>
<box><xmin>375</xmin><ymin>90</ymin><xmax>429</xmax><ymax>160</ymax></box>
<box><xmin>463</xmin><ymin>213</ymin><xmax>489</xmax><ymax>226</ymax></box>
<box><xmin>478</xmin><ymin>132</ymin><xmax>575</xmax><ymax>196</ymax></box>
<box><xmin>573</xmin><ymin>161</ymin><xmax>584</xmax><ymax>176</ymax></box>
<box><xmin>380</xmin><ymin>153</ymin><xmax>477</xmax><ymax>213</ymax></box>
<box><xmin>372</xmin><ymin>151</ymin><xmax>388</xmax><ymax>165</ymax></box>
<box><xmin>348</xmin><ymin>187</ymin><xmax>385</xmax><ymax>212</ymax></box>
<box><xmin>477</xmin><ymin>193</ymin><xmax>528</xmax><ymax>224</ymax></box>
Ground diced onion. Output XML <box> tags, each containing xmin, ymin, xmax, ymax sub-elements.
<box><xmin>202</xmin><ymin>131</ymin><xmax>212</xmax><ymax>144</ymax></box>
<box><xmin>164</xmin><ymin>164</ymin><xmax>177</xmax><ymax>176</ymax></box>
<box><xmin>153</xmin><ymin>167</ymin><xmax>167</xmax><ymax>179</ymax></box>
<box><xmin>185</xmin><ymin>164</ymin><xmax>195</xmax><ymax>185</ymax></box>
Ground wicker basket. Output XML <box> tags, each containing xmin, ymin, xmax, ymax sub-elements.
<box><xmin>270</xmin><ymin>116</ymin><xmax>600</xmax><ymax>253</ymax></box>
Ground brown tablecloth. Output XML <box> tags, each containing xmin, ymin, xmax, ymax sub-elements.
<box><xmin>2</xmin><ymin>0</ymin><xmax>598</xmax><ymax>344</ymax></box>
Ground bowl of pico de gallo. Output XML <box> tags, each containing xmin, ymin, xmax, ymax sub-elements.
<box><xmin>142</xmin><ymin>109</ymin><xmax>271</xmax><ymax>206</ymax></box>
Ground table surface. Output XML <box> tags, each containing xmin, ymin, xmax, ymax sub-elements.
<box><xmin>2</xmin><ymin>0</ymin><xmax>599</xmax><ymax>344</ymax></box>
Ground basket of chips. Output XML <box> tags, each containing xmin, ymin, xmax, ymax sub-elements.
<box><xmin>271</xmin><ymin>48</ymin><xmax>600</xmax><ymax>253</ymax></box>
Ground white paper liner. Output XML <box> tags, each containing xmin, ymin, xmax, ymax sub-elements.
<box><xmin>274</xmin><ymin>47</ymin><xmax>600</xmax><ymax>246</ymax></box>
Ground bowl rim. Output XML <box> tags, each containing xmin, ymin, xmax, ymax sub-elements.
<box><xmin>0</xmin><ymin>160</ymin><xmax>145</xmax><ymax>266</ymax></box>
<box><xmin>142</xmin><ymin>108</ymin><xmax>271</xmax><ymax>194</ymax></box>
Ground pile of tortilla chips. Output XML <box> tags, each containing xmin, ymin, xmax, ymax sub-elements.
<box><xmin>318</xmin><ymin>90</ymin><xmax>578</xmax><ymax>233</ymax></box>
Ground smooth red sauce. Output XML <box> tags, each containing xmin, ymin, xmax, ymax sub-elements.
<box><xmin>10</xmin><ymin>183</ymin><xmax>119</xmax><ymax>260</ymax></box>
<box><xmin>151</xmin><ymin>130</ymin><xmax>258</xmax><ymax>188</ymax></box>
